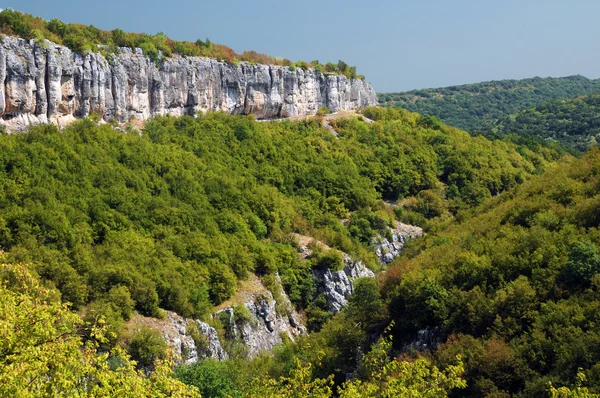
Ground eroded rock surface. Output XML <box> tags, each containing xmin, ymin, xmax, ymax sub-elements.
<box><xmin>219</xmin><ymin>277</ymin><xmax>307</xmax><ymax>358</ymax></box>
<box><xmin>0</xmin><ymin>37</ymin><xmax>378</xmax><ymax>131</ymax></box>
<box><xmin>373</xmin><ymin>222</ymin><xmax>424</xmax><ymax>264</ymax></box>
<box><xmin>134</xmin><ymin>311</ymin><xmax>227</xmax><ymax>364</ymax></box>
<box><xmin>312</xmin><ymin>255</ymin><xmax>375</xmax><ymax>314</ymax></box>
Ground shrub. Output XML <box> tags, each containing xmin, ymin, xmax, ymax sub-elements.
<box><xmin>187</xmin><ymin>322</ymin><xmax>209</xmax><ymax>354</ymax></box>
<box><xmin>316</xmin><ymin>106</ymin><xmax>331</xmax><ymax>117</ymax></box>
<box><xmin>310</xmin><ymin>249</ymin><xmax>344</xmax><ymax>272</ymax></box>
<box><xmin>127</xmin><ymin>326</ymin><xmax>168</xmax><ymax>369</ymax></box>
<box><xmin>232</xmin><ymin>304</ymin><xmax>255</xmax><ymax>325</ymax></box>
<box><xmin>175</xmin><ymin>359</ymin><xmax>241</xmax><ymax>398</ymax></box>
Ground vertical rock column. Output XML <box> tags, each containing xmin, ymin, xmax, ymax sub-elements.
<box><xmin>0</xmin><ymin>44</ymin><xmax>5</xmax><ymax>116</ymax></box>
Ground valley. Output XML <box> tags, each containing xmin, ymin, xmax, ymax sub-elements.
<box><xmin>2</xmin><ymin>6</ymin><xmax>600</xmax><ymax>398</ymax></box>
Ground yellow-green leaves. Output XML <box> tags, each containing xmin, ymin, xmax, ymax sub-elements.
<box><xmin>0</xmin><ymin>260</ymin><xmax>201</xmax><ymax>397</ymax></box>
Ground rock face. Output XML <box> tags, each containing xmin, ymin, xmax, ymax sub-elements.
<box><xmin>0</xmin><ymin>36</ymin><xmax>378</xmax><ymax>131</ymax></box>
<box><xmin>404</xmin><ymin>326</ymin><xmax>443</xmax><ymax>352</ymax></box>
<box><xmin>373</xmin><ymin>222</ymin><xmax>424</xmax><ymax>264</ymax></box>
<box><xmin>312</xmin><ymin>255</ymin><xmax>375</xmax><ymax>314</ymax></box>
<box><xmin>155</xmin><ymin>312</ymin><xmax>228</xmax><ymax>364</ymax></box>
<box><xmin>310</xmin><ymin>222</ymin><xmax>422</xmax><ymax>314</ymax></box>
<box><xmin>220</xmin><ymin>279</ymin><xmax>307</xmax><ymax>358</ymax></box>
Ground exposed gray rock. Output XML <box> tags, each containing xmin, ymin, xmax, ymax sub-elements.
<box><xmin>312</xmin><ymin>255</ymin><xmax>375</xmax><ymax>314</ymax></box>
<box><xmin>160</xmin><ymin>311</ymin><xmax>227</xmax><ymax>364</ymax></box>
<box><xmin>373</xmin><ymin>222</ymin><xmax>423</xmax><ymax>264</ymax></box>
<box><xmin>404</xmin><ymin>326</ymin><xmax>443</xmax><ymax>352</ymax></box>
<box><xmin>220</xmin><ymin>285</ymin><xmax>307</xmax><ymax>358</ymax></box>
<box><xmin>194</xmin><ymin>320</ymin><xmax>229</xmax><ymax>361</ymax></box>
<box><xmin>0</xmin><ymin>36</ymin><xmax>378</xmax><ymax>131</ymax></box>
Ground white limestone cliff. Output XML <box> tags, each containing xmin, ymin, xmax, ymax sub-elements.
<box><xmin>0</xmin><ymin>36</ymin><xmax>378</xmax><ymax>131</ymax></box>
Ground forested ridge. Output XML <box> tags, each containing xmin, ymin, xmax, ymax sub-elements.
<box><xmin>259</xmin><ymin>145</ymin><xmax>600</xmax><ymax>398</ymax></box>
<box><xmin>0</xmin><ymin>107</ymin><xmax>568</xmax><ymax>396</ymax></box>
<box><xmin>367</xmin><ymin>147</ymin><xmax>600</xmax><ymax>396</ymax></box>
<box><xmin>484</xmin><ymin>94</ymin><xmax>600</xmax><ymax>152</ymax></box>
<box><xmin>379</xmin><ymin>75</ymin><xmax>600</xmax><ymax>132</ymax></box>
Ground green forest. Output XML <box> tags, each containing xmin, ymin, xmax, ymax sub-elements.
<box><xmin>379</xmin><ymin>75</ymin><xmax>600</xmax><ymax>132</ymax></box>
<box><xmin>4</xmin><ymin>5</ymin><xmax>600</xmax><ymax>398</ymax></box>
<box><xmin>484</xmin><ymin>94</ymin><xmax>600</xmax><ymax>152</ymax></box>
<box><xmin>0</xmin><ymin>107</ymin><xmax>577</xmax><ymax>396</ymax></box>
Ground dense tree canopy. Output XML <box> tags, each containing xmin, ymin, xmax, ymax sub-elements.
<box><xmin>0</xmin><ymin>110</ymin><xmax>557</xmax><ymax>331</ymax></box>
<box><xmin>0</xmin><ymin>106</ymin><xmax>573</xmax><ymax>396</ymax></box>
<box><xmin>223</xmin><ymin>146</ymin><xmax>600</xmax><ymax>398</ymax></box>
<box><xmin>345</xmin><ymin>148</ymin><xmax>600</xmax><ymax>396</ymax></box>
<box><xmin>484</xmin><ymin>94</ymin><xmax>600</xmax><ymax>152</ymax></box>
<box><xmin>379</xmin><ymin>75</ymin><xmax>600</xmax><ymax>132</ymax></box>
<box><xmin>0</xmin><ymin>257</ymin><xmax>201</xmax><ymax>397</ymax></box>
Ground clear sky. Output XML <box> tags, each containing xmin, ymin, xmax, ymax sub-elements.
<box><xmin>6</xmin><ymin>0</ymin><xmax>600</xmax><ymax>92</ymax></box>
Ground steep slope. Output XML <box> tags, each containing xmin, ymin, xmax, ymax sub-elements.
<box><xmin>0</xmin><ymin>108</ymin><xmax>559</xmax><ymax>330</ymax></box>
<box><xmin>486</xmin><ymin>94</ymin><xmax>600</xmax><ymax>152</ymax></box>
<box><xmin>304</xmin><ymin>148</ymin><xmax>600</xmax><ymax>396</ymax></box>
<box><xmin>379</xmin><ymin>75</ymin><xmax>600</xmax><ymax>132</ymax></box>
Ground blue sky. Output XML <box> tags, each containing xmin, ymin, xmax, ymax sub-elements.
<box><xmin>6</xmin><ymin>0</ymin><xmax>600</xmax><ymax>92</ymax></box>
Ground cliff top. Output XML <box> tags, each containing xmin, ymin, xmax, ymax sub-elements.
<box><xmin>0</xmin><ymin>8</ymin><xmax>364</xmax><ymax>80</ymax></box>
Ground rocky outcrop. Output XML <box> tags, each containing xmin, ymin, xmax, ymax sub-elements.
<box><xmin>147</xmin><ymin>311</ymin><xmax>227</xmax><ymax>364</ymax></box>
<box><xmin>0</xmin><ymin>36</ymin><xmax>378</xmax><ymax>131</ymax></box>
<box><xmin>144</xmin><ymin>222</ymin><xmax>422</xmax><ymax>362</ymax></box>
<box><xmin>373</xmin><ymin>222</ymin><xmax>423</xmax><ymax>264</ymax></box>
<box><xmin>404</xmin><ymin>326</ymin><xmax>443</xmax><ymax>352</ymax></box>
<box><xmin>312</xmin><ymin>255</ymin><xmax>375</xmax><ymax>314</ymax></box>
<box><xmin>308</xmin><ymin>222</ymin><xmax>422</xmax><ymax>314</ymax></box>
<box><xmin>220</xmin><ymin>279</ymin><xmax>306</xmax><ymax>358</ymax></box>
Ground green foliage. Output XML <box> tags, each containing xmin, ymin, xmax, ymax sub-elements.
<box><xmin>242</xmin><ymin>336</ymin><xmax>466</xmax><ymax>398</ymax></box>
<box><xmin>127</xmin><ymin>326</ymin><xmax>169</xmax><ymax>370</ymax></box>
<box><xmin>0</xmin><ymin>259</ymin><xmax>200</xmax><ymax>397</ymax></box>
<box><xmin>244</xmin><ymin>359</ymin><xmax>334</xmax><ymax>397</ymax></box>
<box><xmin>340</xmin><ymin>335</ymin><xmax>466</xmax><ymax>397</ymax></box>
<box><xmin>0</xmin><ymin>108</ymin><xmax>569</xmax><ymax>394</ymax></box>
<box><xmin>309</xmin><ymin>249</ymin><xmax>344</xmax><ymax>271</ymax></box>
<box><xmin>550</xmin><ymin>372</ymin><xmax>600</xmax><ymax>397</ymax></box>
<box><xmin>260</xmin><ymin>148</ymin><xmax>600</xmax><ymax>397</ymax></box>
<box><xmin>233</xmin><ymin>304</ymin><xmax>255</xmax><ymax>325</ymax></box>
<box><xmin>566</xmin><ymin>241</ymin><xmax>600</xmax><ymax>286</ymax></box>
<box><xmin>365</xmin><ymin>148</ymin><xmax>600</xmax><ymax>395</ymax></box>
<box><xmin>487</xmin><ymin>94</ymin><xmax>600</xmax><ymax>152</ymax></box>
<box><xmin>175</xmin><ymin>359</ymin><xmax>242</xmax><ymax>398</ymax></box>
<box><xmin>0</xmin><ymin>110</ymin><xmax>553</xmax><ymax>326</ymax></box>
<box><xmin>379</xmin><ymin>75</ymin><xmax>600</xmax><ymax>132</ymax></box>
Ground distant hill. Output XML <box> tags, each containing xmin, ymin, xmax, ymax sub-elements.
<box><xmin>379</xmin><ymin>75</ymin><xmax>600</xmax><ymax>132</ymax></box>
<box><xmin>486</xmin><ymin>94</ymin><xmax>600</xmax><ymax>152</ymax></box>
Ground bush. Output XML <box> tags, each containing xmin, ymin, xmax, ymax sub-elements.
<box><xmin>127</xmin><ymin>326</ymin><xmax>168</xmax><ymax>369</ymax></box>
<box><xmin>310</xmin><ymin>250</ymin><xmax>344</xmax><ymax>272</ymax></box>
<box><xmin>175</xmin><ymin>359</ymin><xmax>241</xmax><ymax>398</ymax></box>
<box><xmin>316</xmin><ymin>106</ymin><xmax>331</xmax><ymax>117</ymax></box>
<box><xmin>232</xmin><ymin>304</ymin><xmax>255</xmax><ymax>325</ymax></box>
<box><xmin>106</xmin><ymin>285</ymin><xmax>135</xmax><ymax>321</ymax></box>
